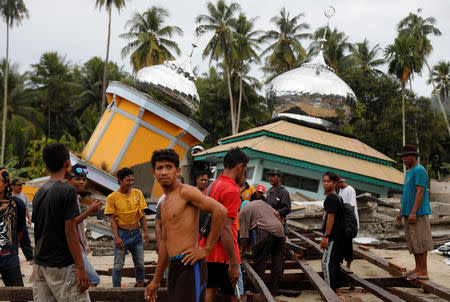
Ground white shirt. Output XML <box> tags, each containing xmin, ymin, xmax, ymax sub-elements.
<box><xmin>339</xmin><ymin>185</ymin><xmax>359</xmax><ymax>228</ymax></box>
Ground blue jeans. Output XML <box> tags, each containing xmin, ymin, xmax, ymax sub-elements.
<box><xmin>112</xmin><ymin>228</ymin><xmax>145</xmax><ymax>287</ymax></box>
<box><xmin>82</xmin><ymin>253</ymin><xmax>100</xmax><ymax>285</ymax></box>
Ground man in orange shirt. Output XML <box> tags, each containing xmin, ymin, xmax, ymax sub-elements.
<box><xmin>105</xmin><ymin>167</ymin><xmax>150</xmax><ymax>287</ymax></box>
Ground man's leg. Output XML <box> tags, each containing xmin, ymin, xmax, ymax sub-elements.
<box><xmin>112</xmin><ymin>235</ymin><xmax>127</xmax><ymax>287</ymax></box>
<box><xmin>33</xmin><ymin>264</ymin><xmax>57</xmax><ymax>302</ymax></box>
<box><xmin>252</xmin><ymin>230</ymin><xmax>272</xmax><ymax>279</ymax></box>
<box><xmin>413</xmin><ymin>252</ymin><xmax>429</xmax><ymax>277</ymax></box>
<box><xmin>81</xmin><ymin>253</ymin><xmax>100</xmax><ymax>287</ymax></box>
<box><xmin>270</xmin><ymin>236</ymin><xmax>285</xmax><ymax>296</ymax></box>
<box><xmin>1</xmin><ymin>265</ymin><xmax>24</xmax><ymax>286</ymax></box>
<box><xmin>45</xmin><ymin>264</ymin><xmax>90</xmax><ymax>302</ymax></box>
<box><xmin>129</xmin><ymin>230</ymin><xmax>145</xmax><ymax>287</ymax></box>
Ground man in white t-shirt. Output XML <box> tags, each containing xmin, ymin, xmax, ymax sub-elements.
<box><xmin>337</xmin><ymin>176</ymin><xmax>359</xmax><ymax>272</ymax></box>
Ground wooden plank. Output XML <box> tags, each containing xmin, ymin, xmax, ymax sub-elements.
<box><xmin>287</xmin><ymin>219</ymin><xmax>316</xmax><ymax>231</ymax></box>
<box><xmin>407</xmin><ymin>279</ymin><xmax>450</xmax><ymax>301</ymax></box>
<box><xmin>340</xmin><ymin>266</ymin><xmax>406</xmax><ymax>302</ymax></box>
<box><xmin>384</xmin><ymin>287</ymin><xmax>430</xmax><ymax>302</ymax></box>
<box><xmin>289</xmin><ymin>229</ymin><xmax>321</xmax><ymax>252</ymax></box>
<box><xmin>107</xmin><ymin>265</ymin><xmax>157</xmax><ymax>277</ymax></box>
<box><xmin>0</xmin><ymin>287</ymin><xmax>169</xmax><ymax>302</ymax></box>
<box><xmin>352</xmin><ymin>245</ymin><xmax>405</xmax><ymax>277</ymax></box>
<box><xmin>285</xmin><ymin>241</ymin><xmax>306</xmax><ymax>258</ymax></box>
<box><xmin>286</xmin><ymin>250</ymin><xmax>340</xmax><ymax>302</ymax></box>
<box><xmin>242</xmin><ymin>259</ymin><xmax>276</xmax><ymax>302</ymax></box>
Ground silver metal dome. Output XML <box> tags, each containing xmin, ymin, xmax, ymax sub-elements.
<box><xmin>267</xmin><ymin>51</ymin><xmax>357</xmax><ymax>128</ymax></box>
<box><xmin>135</xmin><ymin>56</ymin><xmax>200</xmax><ymax>116</ymax></box>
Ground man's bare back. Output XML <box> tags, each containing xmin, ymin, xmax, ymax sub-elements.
<box><xmin>161</xmin><ymin>184</ymin><xmax>200</xmax><ymax>257</ymax></box>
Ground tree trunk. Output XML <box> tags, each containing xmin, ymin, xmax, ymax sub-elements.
<box><xmin>101</xmin><ymin>5</ymin><xmax>112</xmax><ymax>112</ymax></box>
<box><xmin>236</xmin><ymin>70</ymin><xmax>243</xmax><ymax>133</ymax></box>
<box><xmin>1</xmin><ymin>22</ymin><xmax>9</xmax><ymax>165</ymax></box>
<box><xmin>409</xmin><ymin>80</ymin><xmax>420</xmax><ymax>164</ymax></box>
<box><xmin>225</xmin><ymin>63</ymin><xmax>236</xmax><ymax>134</ymax></box>
<box><xmin>401</xmin><ymin>82</ymin><xmax>406</xmax><ymax>173</ymax></box>
<box><xmin>425</xmin><ymin>58</ymin><xmax>450</xmax><ymax>136</ymax></box>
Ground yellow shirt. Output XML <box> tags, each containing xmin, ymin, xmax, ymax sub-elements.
<box><xmin>241</xmin><ymin>184</ymin><xmax>256</xmax><ymax>201</ymax></box>
<box><xmin>104</xmin><ymin>189</ymin><xmax>147</xmax><ymax>225</ymax></box>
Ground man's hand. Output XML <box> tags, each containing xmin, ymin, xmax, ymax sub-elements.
<box><xmin>145</xmin><ymin>280</ymin><xmax>159</xmax><ymax>302</ymax></box>
<box><xmin>143</xmin><ymin>233</ymin><xmax>151</xmax><ymax>247</ymax></box>
<box><xmin>273</xmin><ymin>210</ymin><xmax>281</xmax><ymax>222</ymax></box>
<box><xmin>76</xmin><ymin>265</ymin><xmax>89</xmax><ymax>293</ymax></box>
<box><xmin>396</xmin><ymin>214</ymin><xmax>402</xmax><ymax>226</ymax></box>
<box><xmin>408</xmin><ymin>212</ymin><xmax>417</xmax><ymax>225</ymax></box>
<box><xmin>228</xmin><ymin>263</ymin><xmax>240</xmax><ymax>287</ymax></box>
<box><xmin>115</xmin><ymin>236</ymin><xmax>124</xmax><ymax>249</ymax></box>
<box><xmin>89</xmin><ymin>200</ymin><xmax>103</xmax><ymax>212</ymax></box>
<box><xmin>181</xmin><ymin>247</ymin><xmax>208</xmax><ymax>266</ymax></box>
<box><xmin>320</xmin><ymin>237</ymin><xmax>329</xmax><ymax>249</ymax></box>
<box><xmin>27</xmin><ymin>220</ymin><xmax>32</xmax><ymax>227</ymax></box>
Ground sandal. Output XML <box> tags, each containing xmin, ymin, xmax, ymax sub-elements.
<box><xmin>406</xmin><ymin>273</ymin><xmax>429</xmax><ymax>281</ymax></box>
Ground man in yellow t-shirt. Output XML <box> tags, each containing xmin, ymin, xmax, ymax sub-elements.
<box><xmin>104</xmin><ymin>167</ymin><xmax>150</xmax><ymax>287</ymax></box>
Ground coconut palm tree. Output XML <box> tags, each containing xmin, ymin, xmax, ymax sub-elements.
<box><xmin>30</xmin><ymin>52</ymin><xmax>74</xmax><ymax>139</ymax></box>
<box><xmin>428</xmin><ymin>61</ymin><xmax>449</xmax><ymax>105</ymax></box>
<box><xmin>350</xmin><ymin>39</ymin><xmax>384</xmax><ymax>76</ymax></box>
<box><xmin>94</xmin><ymin>0</ymin><xmax>126</xmax><ymax>112</ymax></box>
<box><xmin>230</xmin><ymin>13</ymin><xmax>261</xmax><ymax>132</ymax></box>
<box><xmin>196</xmin><ymin>0</ymin><xmax>241</xmax><ymax>134</ymax></box>
<box><xmin>309</xmin><ymin>26</ymin><xmax>352</xmax><ymax>75</ymax></box>
<box><xmin>0</xmin><ymin>0</ymin><xmax>29</xmax><ymax>164</ymax></box>
<box><xmin>398</xmin><ymin>9</ymin><xmax>450</xmax><ymax>136</ymax></box>
<box><xmin>120</xmin><ymin>7</ymin><xmax>183</xmax><ymax>72</ymax></box>
<box><xmin>385</xmin><ymin>36</ymin><xmax>422</xmax><ymax>150</ymax></box>
<box><xmin>260</xmin><ymin>8</ymin><xmax>310</xmax><ymax>77</ymax></box>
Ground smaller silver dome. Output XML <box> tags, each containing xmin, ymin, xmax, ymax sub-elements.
<box><xmin>267</xmin><ymin>51</ymin><xmax>357</xmax><ymax>128</ymax></box>
<box><xmin>136</xmin><ymin>57</ymin><xmax>200</xmax><ymax>116</ymax></box>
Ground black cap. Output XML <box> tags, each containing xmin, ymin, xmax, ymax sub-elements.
<box><xmin>267</xmin><ymin>168</ymin><xmax>282</xmax><ymax>176</ymax></box>
<box><xmin>398</xmin><ymin>145</ymin><xmax>419</xmax><ymax>157</ymax></box>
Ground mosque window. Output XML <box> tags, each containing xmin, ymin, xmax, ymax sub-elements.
<box><xmin>261</xmin><ymin>169</ymin><xmax>319</xmax><ymax>193</ymax></box>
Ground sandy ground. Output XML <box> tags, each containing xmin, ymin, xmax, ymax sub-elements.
<box><xmin>16</xmin><ymin>247</ymin><xmax>450</xmax><ymax>302</ymax></box>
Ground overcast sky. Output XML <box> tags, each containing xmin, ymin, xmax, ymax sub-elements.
<box><xmin>4</xmin><ymin>0</ymin><xmax>449</xmax><ymax>97</ymax></box>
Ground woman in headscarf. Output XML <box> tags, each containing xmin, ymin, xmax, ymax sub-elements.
<box><xmin>0</xmin><ymin>167</ymin><xmax>27</xmax><ymax>290</ymax></box>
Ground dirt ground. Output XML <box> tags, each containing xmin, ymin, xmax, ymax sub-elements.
<box><xmin>17</xmin><ymin>247</ymin><xmax>450</xmax><ymax>302</ymax></box>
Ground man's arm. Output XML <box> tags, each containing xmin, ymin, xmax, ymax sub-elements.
<box><xmin>65</xmin><ymin>218</ymin><xmax>89</xmax><ymax>292</ymax></box>
<box><xmin>74</xmin><ymin>201</ymin><xmax>103</xmax><ymax>225</ymax></box>
<box><xmin>145</xmin><ymin>221</ymin><xmax>169</xmax><ymax>302</ymax></box>
<box><xmin>408</xmin><ymin>186</ymin><xmax>425</xmax><ymax>224</ymax></box>
<box><xmin>109</xmin><ymin>215</ymin><xmax>124</xmax><ymax>249</ymax></box>
<box><xmin>221</xmin><ymin>217</ymin><xmax>240</xmax><ymax>286</ymax></box>
<box><xmin>320</xmin><ymin>213</ymin><xmax>334</xmax><ymax>249</ymax></box>
<box><xmin>277</xmin><ymin>189</ymin><xmax>291</xmax><ymax>217</ymax></box>
<box><xmin>180</xmin><ymin>186</ymin><xmax>227</xmax><ymax>265</ymax></box>
<box><xmin>155</xmin><ymin>219</ymin><xmax>162</xmax><ymax>252</ymax></box>
<box><xmin>139</xmin><ymin>214</ymin><xmax>151</xmax><ymax>246</ymax></box>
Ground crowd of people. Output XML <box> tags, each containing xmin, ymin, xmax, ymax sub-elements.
<box><xmin>0</xmin><ymin>143</ymin><xmax>433</xmax><ymax>302</ymax></box>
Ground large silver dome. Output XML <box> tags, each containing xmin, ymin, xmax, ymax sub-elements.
<box><xmin>135</xmin><ymin>57</ymin><xmax>200</xmax><ymax>116</ymax></box>
<box><xmin>267</xmin><ymin>51</ymin><xmax>357</xmax><ymax>128</ymax></box>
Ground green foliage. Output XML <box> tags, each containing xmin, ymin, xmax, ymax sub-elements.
<box><xmin>26</xmin><ymin>135</ymin><xmax>85</xmax><ymax>179</ymax></box>
<box><xmin>120</xmin><ymin>6</ymin><xmax>183</xmax><ymax>71</ymax></box>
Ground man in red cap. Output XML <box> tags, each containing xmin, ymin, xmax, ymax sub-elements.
<box><xmin>254</xmin><ymin>185</ymin><xmax>266</xmax><ymax>202</ymax></box>
<box><xmin>396</xmin><ymin>145</ymin><xmax>432</xmax><ymax>281</ymax></box>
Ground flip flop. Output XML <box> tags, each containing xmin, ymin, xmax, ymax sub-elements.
<box><xmin>406</xmin><ymin>273</ymin><xmax>429</xmax><ymax>281</ymax></box>
<box><xmin>402</xmin><ymin>271</ymin><xmax>413</xmax><ymax>277</ymax></box>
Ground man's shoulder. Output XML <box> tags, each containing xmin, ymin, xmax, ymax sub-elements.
<box><xmin>132</xmin><ymin>188</ymin><xmax>144</xmax><ymax>196</ymax></box>
<box><xmin>412</xmin><ymin>164</ymin><xmax>427</xmax><ymax>175</ymax></box>
<box><xmin>325</xmin><ymin>193</ymin><xmax>340</xmax><ymax>203</ymax></box>
<box><xmin>212</xmin><ymin>177</ymin><xmax>239</xmax><ymax>195</ymax></box>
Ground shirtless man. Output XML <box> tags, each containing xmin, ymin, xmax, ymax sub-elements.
<box><xmin>145</xmin><ymin>149</ymin><xmax>227</xmax><ymax>302</ymax></box>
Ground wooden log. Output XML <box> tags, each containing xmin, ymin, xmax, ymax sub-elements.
<box><xmin>340</xmin><ymin>266</ymin><xmax>406</xmax><ymax>302</ymax></box>
<box><xmin>384</xmin><ymin>287</ymin><xmax>429</xmax><ymax>302</ymax></box>
<box><xmin>242</xmin><ymin>259</ymin><xmax>276</xmax><ymax>302</ymax></box>
<box><xmin>0</xmin><ymin>287</ymin><xmax>169</xmax><ymax>302</ymax></box>
<box><xmin>286</xmin><ymin>250</ymin><xmax>340</xmax><ymax>302</ymax></box>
